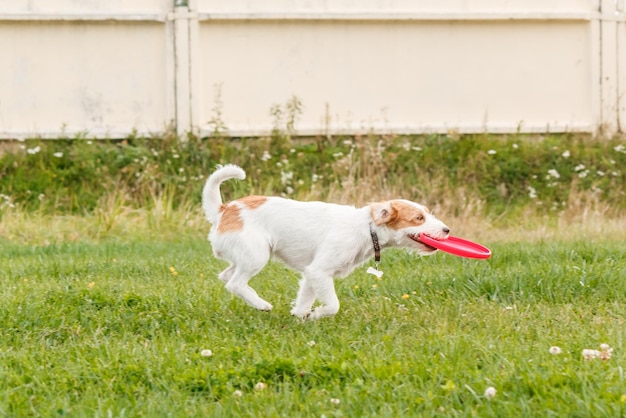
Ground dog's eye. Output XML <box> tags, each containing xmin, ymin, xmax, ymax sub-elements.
<box><xmin>416</xmin><ymin>215</ymin><xmax>424</xmax><ymax>221</ymax></box>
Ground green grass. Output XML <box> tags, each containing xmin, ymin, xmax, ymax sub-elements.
<box><xmin>2</xmin><ymin>235</ymin><xmax>625</xmax><ymax>417</ymax></box>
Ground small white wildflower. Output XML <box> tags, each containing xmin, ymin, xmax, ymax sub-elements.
<box><xmin>578</xmin><ymin>170</ymin><xmax>589</xmax><ymax>179</ymax></box>
<box><xmin>561</xmin><ymin>150</ymin><xmax>570</xmax><ymax>158</ymax></box>
<box><xmin>412</xmin><ymin>146</ymin><xmax>423</xmax><ymax>152</ymax></box>
<box><xmin>280</xmin><ymin>171</ymin><xmax>293</xmax><ymax>185</ymax></box>
<box><xmin>512</xmin><ymin>143</ymin><xmax>519</xmax><ymax>149</ymax></box>
<box><xmin>200</xmin><ymin>349</ymin><xmax>213</xmax><ymax>357</ymax></box>
<box><xmin>484</xmin><ymin>387</ymin><xmax>497</xmax><ymax>400</ymax></box>
<box><xmin>582</xmin><ymin>349</ymin><xmax>600</xmax><ymax>361</ymax></box>
<box><xmin>402</xmin><ymin>142</ymin><xmax>411</xmax><ymax>151</ymax></box>
<box><xmin>487</xmin><ymin>149</ymin><xmax>497</xmax><ymax>155</ymax></box>
<box><xmin>342</xmin><ymin>140</ymin><xmax>353</xmax><ymax>146</ymax></box>
<box><xmin>53</xmin><ymin>152</ymin><xmax>63</xmax><ymax>158</ymax></box>
<box><xmin>26</xmin><ymin>146</ymin><xmax>41</xmax><ymax>155</ymax></box>
<box><xmin>596</xmin><ymin>170</ymin><xmax>605</xmax><ymax>176</ymax></box>
<box><xmin>330</xmin><ymin>398</ymin><xmax>341</xmax><ymax>405</ymax></box>
<box><xmin>261</xmin><ymin>150</ymin><xmax>271</xmax><ymax>161</ymax></box>
<box><xmin>574</xmin><ymin>164</ymin><xmax>586</xmax><ymax>172</ymax></box>
<box><xmin>599</xmin><ymin>344</ymin><xmax>613</xmax><ymax>360</ymax></box>
<box><xmin>87</xmin><ymin>140</ymin><xmax>93</xmax><ymax>145</ymax></box>
<box><xmin>233</xmin><ymin>390</ymin><xmax>243</xmax><ymax>397</ymax></box>
<box><xmin>549</xmin><ymin>346</ymin><xmax>562</xmax><ymax>355</ymax></box>
<box><xmin>547</xmin><ymin>169</ymin><xmax>560</xmax><ymax>179</ymax></box>
<box><xmin>254</xmin><ymin>382</ymin><xmax>267</xmax><ymax>391</ymax></box>
<box><xmin>332</xmin><ymin>152</ymin><xmax>344</xmax><ymax>158</ymax></box>
<box><xmin>527</xmin><ymin>186</ymin><xmax>538</xmax><ymax>199</ymax></box>
<box><xmin>307</xmin><ymin>340</ymin><xmax>316</xmax><ymax>347</ymax></box>
<box><xmin>614</xmin><ymin>144</ymin><xmax>626</xmax><ymax>153</ymax></box>
<box><xmin>38</xmin><ymin>194</ymin><xmax>45</xmax><ymax>201</ymax></box>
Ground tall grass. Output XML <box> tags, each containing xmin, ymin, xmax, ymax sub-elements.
<box><xmin>1</xmin><ymin>130</ymin><xmax>625</xmax><ymax>247</ymax></box>
<box><xmin>1</xmin><ymin>131</ymin><xmax>625</xmax><ymax>220</ymax></box>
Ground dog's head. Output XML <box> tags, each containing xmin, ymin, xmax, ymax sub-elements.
<box><xmin>370</xmin><ymin>199</ymin><xmax>450</xmax><ymax>255</ymax></box>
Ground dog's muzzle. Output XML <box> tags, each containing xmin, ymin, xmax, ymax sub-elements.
<box><xmin>408</xmin><ymin>234</ymin><xmax>438</xmax><ymax>251</ymax></box>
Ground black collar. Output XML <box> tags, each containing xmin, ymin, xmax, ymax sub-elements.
<box><xmin>369</xmin><ymin>223</ymin><xmax>381</xmax><ymax>266</ymax></box>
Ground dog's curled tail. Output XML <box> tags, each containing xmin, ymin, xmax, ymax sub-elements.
<box><xmin>202</xmin><ymin>164</ymin><xmax>246</xmax><ymax>221</ymax></box>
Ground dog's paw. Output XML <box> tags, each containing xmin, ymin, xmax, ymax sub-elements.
<box><xmin>290</xmin><ymin>309</ymin><xmax>312</xmax><ymax>321</ymax></box>
<box><xmin>254</xmin><ymin>301</ymin><xmax>273</xmax><ymax>311</ymax></box>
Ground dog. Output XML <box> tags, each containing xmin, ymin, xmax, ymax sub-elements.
<box><xmin>202</xmin><ymin>164</ymin><xmax>450</xmax><ymax>320</ymax></box>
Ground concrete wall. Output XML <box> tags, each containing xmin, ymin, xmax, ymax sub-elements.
<box><xmin>0</xmin><ymin>0</ymin><xmax>623</xmax><ymax>139</ymax></box>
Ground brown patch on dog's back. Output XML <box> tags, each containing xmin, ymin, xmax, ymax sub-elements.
<box><xmin>386</xmin><ymin>200</ymin><xmax>428</xmax><ymax>230</ymax></box>
<box><xmin>217</xmin><ymin>203</ymin><xmax>243</xmax><ymax>233</ymax></box>
<box><xmin>238</xmin><ymin>195</ymin><xmax>268</xmax><ymax>209</ymax></box>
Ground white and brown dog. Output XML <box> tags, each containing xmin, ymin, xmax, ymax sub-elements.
<box><xmin>202</xmin><ymin>164</ymin><xmax>450</xmax><ymax>320</ymax></box>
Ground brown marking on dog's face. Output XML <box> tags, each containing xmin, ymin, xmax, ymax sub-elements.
<box><xmin>376</xmin><ymin>200</ymin><xmax>430</xmax><ymax>230</ymax></box>
<box><xmin>217</xmin><ymin>203</ymin><xmax>243</xmax><ymax>233</ymax></box>
<box><xmin>238</xmin><ymin>195</ymin><xmax>268</xmax><ymax>210</ymax></box>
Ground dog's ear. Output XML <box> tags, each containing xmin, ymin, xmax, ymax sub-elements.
<box><xmin>370</xmin><ymin>201</ymin><xmax>395</xmax><ymax>226</ymax></box>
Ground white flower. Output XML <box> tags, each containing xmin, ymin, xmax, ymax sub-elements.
<box><xmin>512</xmin><ymin>143</ymin><xmax>519</xmax><ymax>149</ymax></box>
<box><xmin>484</xmin><ymin>387</ymin><xmax>497</xmax><ymax>400</ymax></box>
<box><xmin>254</xmin><ymin>382</ymin><xmax>267</xmax><ymax>391</ymax></box>
<box><xmin>26</xmin><ymin>146</ymin><xmax>41</xmax><ymax>155</ymax></box>
<box><xmin>599</xmin><ymin>343</ymin><xmax>613</xmax><ymax>360</ymax></box>
<box><xmin>549</xmin><ymin>346</ymin><xmax>562</xmax><ymax>355</ymax></box>
<box><xmin>562</xmin><ymin>150</ymin><xmax>570</xmax><ymax>158</ymax></box>
<box><xmin>582</xmin><ymin>349</ymin><xmax>600</xmax><ymax>361</ymax></box>
<box><xmin>574</xmin><ymin>164</ymin><xmax>586</xmax><ymax>172</ymax></box>
<box><xmin>527</xmin><ymin>186</ymin><xmax>538</xmax><ymax>199</ymax></box>
<box><xmin>200</xmin><ymin>349</ymin><xmax>213</xmax><ymax>357</ymax></box>
<box><xmin>330</xmin><ymin>398</ymin><xmax>341</xmax><ymax>405</ymax></box>
<box><xmin>307</xmin><ymin>340</ymin><xmax>316</xmax><ymax>347</ymax></box>
<box><xmin>261</xmin><ymin>150</ymin><xmax>271</xmax><ymax>161</ymax></box>
<box><xmin>53</xmin><ymin>152</ymin><xmax>63</xmax><ymax>158</ymax></box>
<box><xmin>547</xmin><ymin>169</ymin><xmax>560</xmax><ymax>179</ymax></box>
<box><xmin>487</xmin><ymin>150</ymin><xmax>497</xmax><ymax>155</ymax></box>
<box><xmin>233</xmin><ymin>390</ymin><xmax>243</xmax><ymax>397</ymax></box>
<box><xmin>614</xmin><ymin>144</ymin><xmax>626</xmax><ymax>153</ymax></box>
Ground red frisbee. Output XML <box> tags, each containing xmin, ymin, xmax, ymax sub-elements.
<box><xmin>419</xmin><ymin>234</ymin><xmax>491</xmax><ymax>259</ymax></box>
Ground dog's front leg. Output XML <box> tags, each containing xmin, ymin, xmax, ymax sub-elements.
<box><xmin>297</xmin><ymin>268</ymin><xmax>340</xmax><ymax>320</ymax></box>
<box><xmin>291</xmin><ymin>277</ymin><xmax>316</xmax><ymax>318</ymax></box>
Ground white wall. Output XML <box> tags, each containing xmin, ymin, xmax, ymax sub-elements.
<box><xmin>0</xmin><ymin>0</ymin><xmax>623</xmax><ymax>139</ymax></box>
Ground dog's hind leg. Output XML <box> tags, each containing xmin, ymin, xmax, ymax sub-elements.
<box><xmin>218</xmin><ymin>264</ymin><xmax>235</xmax><ymax>283</ymax></box>
<box><xmin>223</xmin><ymin>246</ymin><xmax>273</xmax><ymax>311</ymax></box>
<box><xmin>291</xmin><ymin>277</ymin><xmax>316</xmax><ymax>318</ymax></box>
<box><xmin>225</xmin><ymin>267</ymin><xmax>273</xmax><ymax>311</ymax></box>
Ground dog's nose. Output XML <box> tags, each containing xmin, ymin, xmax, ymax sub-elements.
<box><xmin>443</xmin><ymin>227</ymin><xmax>450</xmax><ymax>234</ymax></box>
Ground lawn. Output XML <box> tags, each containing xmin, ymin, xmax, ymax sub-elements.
<box><xmin>1</xmin><ymin>232</ymin><xmax>625</xmax><ymax>417</ymax></box>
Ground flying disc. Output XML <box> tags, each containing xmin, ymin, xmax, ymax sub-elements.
<box><xmin>419</xmin><ymin>234</ymin><xmax>491</xmax><ymax>259</ymax></box>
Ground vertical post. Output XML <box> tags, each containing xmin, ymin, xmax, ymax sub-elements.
<box><xmin>173</xmin><ymin>0</ymin><xmax>192</xmax><ymax>138</ymax></box>
<box><xmin>599</xmin><ymin>0</ymin><xmax>619</xmax><ymax>135</ymax></box>
<box><xmin>617</xmin><ymin>0</ymin><xmax>626</xmax><ymax>132</ymax></box>
<box><xmin>188</xmin><ymin>0</ymin><xmax>200</xmax><ymax>135</ymax></box>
